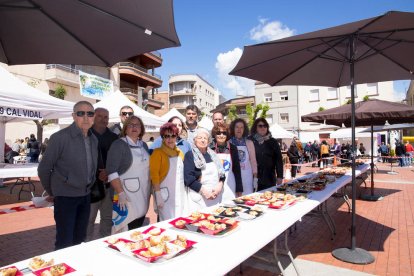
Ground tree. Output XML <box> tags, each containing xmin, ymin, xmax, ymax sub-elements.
<box><xmin>318</xmin><ymin>107</ymin><xmax>325</xmax><ymax>112</ymax></box>
<box><xmin>345</xmin><ymin>99</ymin><xmax>352</xmax><ymax>105</ymax></box>
<box><xmin>227</xmin><ymin>105</ymin><xmax>238</xmax><ymax>122</ymax></box>
<box><xmin>53</xmin><ymin>84</ymin><xmax>67</xmax><ymax>99</ymax></box>
<box><xmin>247</xmin><ymin>103</ymin><xmax>270</xmax><ymax>127</ymax></box>
<box><xmin>363</xmin><ymin>95</ymin><xmax>370</xmax><ymax>101</ymax></box>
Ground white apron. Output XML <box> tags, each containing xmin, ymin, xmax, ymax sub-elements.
<box><xmin>237</xmin><ymin>145</ymin><xmax>254</xmax><ymax>195</ymax></box>
<box><xmin>158</xmin><ymin>156</ymin><xmax>184</xmax><ymax>221</ymax></box>
<box><xmin>217</xmin><ymin>152</ymin><xmax>236</xmax><ymax>202</ymax></box>
<box><xmin>187</xmin><ymin>161</ymin><xmax>220</xmax><ymax>213</ymax></box>
<box><xmin>112</xmin><ymin>146</ymin><xmax>150</xmax><ymax>233</ymax></box>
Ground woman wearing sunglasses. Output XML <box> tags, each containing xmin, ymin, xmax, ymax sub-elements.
<box><xmin>229</xmin><ymin>118</ymin><xmax>257</xmax><ymax>195</ymax></box>
<box><xmin>149</xmin><ymin>122</ymin><xmax>185</xmax><ymax>221</ymax></box>
<box><xmin>149</xmin><ymin>116</ymin><xmax>191</xmax><ymax>155</ymax></box>
<box><xmin>106</xmin><ymin>116</ymin><xmax>150</xmax><ymax>233</ymax></box>
<box><xmin>209</xmin><ymin>122</ymin><xmax>242</xmax><ymax>200</ymax></box>
<box><xmin>250</xmin><ymin>118</ymin><xmax>284</xmax><ymax>191</ymax></box>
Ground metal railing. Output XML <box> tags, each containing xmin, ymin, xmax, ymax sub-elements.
<box><xmin>45</xmin><ymin>64</ymin><xmax>79</xmax><ymax>74</ymax></box>
<box><xmin>119</xmin><ymin>62</ymin><xmax>161</xmax><ymax>81</ymax></box>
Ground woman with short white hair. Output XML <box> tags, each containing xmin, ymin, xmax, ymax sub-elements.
<box><xmin>183</xmin><ymin>128</ymin><xmax>225</xmax><ymax>212</ymax></box>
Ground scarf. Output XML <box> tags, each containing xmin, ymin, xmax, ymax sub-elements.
<box><xmin>161</xmin><ymin>142</ymin><xmax>184</xmax><ymax>160</ymax></box>
<box><xmin>230</xmin><ymin>137</ymin><xmax>246</xmax><ymax>146</ymax></box>
<box><xmin>253</xmin><ymin>133</ymin><xmax>272</xmax><ymax>145</ymax></box>
<box><xmin>211</xmin><ymin>139</ymin><xmax>230</xmax><ymax>154</ymax></box>
<box><xmin>191</xmin><ymin>145</ymin><xmax>225</xmax><ymax>178</ymax></box>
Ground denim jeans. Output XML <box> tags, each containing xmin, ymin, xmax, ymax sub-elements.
<box><xmin>54</xmin><ymin>195</ymin><xmax>91</xmax><ymax>250</ymax></box>
<box><xmin>398</xmin><ymin>155</ymin><xmax>406</xmax><ymax>167</ymax></box>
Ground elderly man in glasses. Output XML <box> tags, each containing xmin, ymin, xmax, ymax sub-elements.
<box><xmin>110</xmin><ymin>105</ymin><xmax>134</xmax><ymax>136</ymax></box>
<box><xmin>38</xmin><ymin>101</ymin><xmax>98</xmax><ymax>250</ymax></box>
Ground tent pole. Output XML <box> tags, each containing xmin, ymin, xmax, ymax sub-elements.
<box><xmin>332</xmin><ymin>35</ymin><xmax>374</xmax><ymax>264</ymax></box>
<box><xmin>360</xmin><ymin>124</ymin><xmax>383</xmax><ymax>201</ymax></box>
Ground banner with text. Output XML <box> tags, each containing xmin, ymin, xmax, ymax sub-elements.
<box><xmin>79</xmin><ymin>71</ymin><xmax>113</xmax><ymax>100</ymax></box>
<box><xmin>0</xmin><ymin>107</ymin><xmax>42</xmax><ymax>119</ymax></box>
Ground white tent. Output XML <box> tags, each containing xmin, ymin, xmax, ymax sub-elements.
<box><xmin>330</xmin><ymin>127</ymin><xmax>372</xmax><ymax>139</ymax></box>
<box><xmin>269</xmin><ymin>123</ymin><xmax>294</xmax><ymax>139</ymax></box>
<box><xmin>0</xmin><ymin>66</ymin><xmax>74</xmax><ymax>160</ymax></box>
<box><xmin>161</xmin><ymin>108</ymin><xmax>185</xmax><ymax>122</ymax></box>
<box><xmin>60</xmin><ymin>90</ymin><xmax>166</xmax><ymax>131</ymax></box>
<box><xmin>198</xmin><ymin>116</ymin><xmax>214</xmax><ymax>131</ymax></box>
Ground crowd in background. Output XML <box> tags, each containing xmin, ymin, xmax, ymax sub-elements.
<box><xmin>4</xmin><ymin>134</ymin><xmax>45</xmax><ymax>164</ymax></box>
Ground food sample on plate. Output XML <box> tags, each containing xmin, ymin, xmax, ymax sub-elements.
<box><xmin>148</xmin><ymin>228</ymin><xmax>162</xmax><ymax>236</ymax></box>
<box><xmin>189</xmin><ymin>211</ymin><xmax>206</xmax><ymax>221</ymax></box>
<box><xmin>0</xmin><ymin>267</ymin><xmax>19</xmax><ymax>276</ymax></box>
<box><xmin>38</xmin><ymin>263</ymin><xmax>68</xmax><ymax>276</ymax></box>
<box><xmin>250</xmin><ymin>206</ymin><xmax>264</xmax><ymax>212</ymax></box>
<box><xmin>172</xmin><ymin>235</ymin><xmax>188</xmax><ymax>248</ymax></box>
<box><xmin>211</xmin><ymin>207</ymin><xmax>225</xmax><ymax>216</ymax></box>
<box><xmin>129</xmin><ymin>231</ymin><xmax>144</xmax><ymax>241</ymax></box>
<box><xmin>29</xmin><ymin>256</ymin><xmax>54</xmax><ymax>271</ymax></box>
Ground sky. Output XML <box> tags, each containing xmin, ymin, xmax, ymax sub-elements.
<box><xmin>156</xmin><ymin>0</ymin><xmax>414</xmax><ymax>101</ymax></box>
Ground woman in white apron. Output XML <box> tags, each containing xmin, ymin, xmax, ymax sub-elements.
<box><xmin>183</xmin><ymin>128</ymin><xmax>226</xmax><ymax>213</ymax></box>
<box><xmin>210</xmin><ymin>122</ymin><xmax>242</xmax><ymax>202</ymax></box>
<box><xmin>150</xmin><ymin>122</ymin><xmax>185</xmax><ymax>221</ymax></box>
<box><xmin>229</xmin><ymin>119</ymin><xmax>258</xmax><ymax>194</ymax></box>
<box><xmin>106</xmin><ymin>116</ymin><xmax>150</xmax><ymax>233</ymax></box>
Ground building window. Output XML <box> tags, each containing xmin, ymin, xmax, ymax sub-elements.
<box><xmin>309</xmin><ymin>89</ymin><xmax>319</xmax><ymax>102</ymax></box>
<box><xmin>239</xmin><ymin>108</ymin><xmax>246</xmax><ymax>115</ymax></box>
<box><xmin>367</xmin><ymin>83</ymin><xmax>378</xmax><ymax>95</ymax></box>
<box><xmin>264</xmin><ymin>93</ymin><xmax>273</xmax><ymax>102</ymax></box>
<box><xmin>280</xmin><ymin>91</ymin><xmax>288</xmax><ymax>101</ymax></box>
<box><xmin>327</xmin><ymin>88</ymin><xmax>338</xmax><ymax>100</ymax></box>
<box><xmin>280</xmin><ymin>113</ymin><xmax>289</xmax><ymax>123</ymax></box>
<box><xmin>346</xmin><ymin>85</ymin><xmax>358</xmax><ymax>98</ymax></box>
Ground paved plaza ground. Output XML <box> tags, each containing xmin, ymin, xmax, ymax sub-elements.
<box><xmin>0</xmin><ymin>161</ymin><xmax>413</xmax><ymax>275</ymax></box>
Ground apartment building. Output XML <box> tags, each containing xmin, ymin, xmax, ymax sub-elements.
<box><xmin>210</xmin><ymin>96</ymin><xmax>255</xmax><ymax>123</ymax></box>
<box><xmin>255</xmin><ymin>81</ymin><xmax>395</xmax><ymax>136</ymax></box>
<box><xmin>169</xmin><ymin>74</ymin><xmax>219</xmax><ymax>118</ymax></box>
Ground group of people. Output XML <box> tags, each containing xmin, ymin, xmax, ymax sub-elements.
<box><xmin>38</xmin><ymin>102</ymin><xmax>284</xmax><ymax>250</ymax></box>
<box><xmin>5</xmin><ymin>134</ymin><xmax>44</xmax><ymax>163</ymax></box>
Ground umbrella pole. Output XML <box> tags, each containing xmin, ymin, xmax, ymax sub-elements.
<box><xmin>360</xmin><ymin>124</ymin><xmax>383</xmax><ymax>201</ymax></box>
<box><xmin>332</xmin><ymin>36</ymin><xmax>374</xmax><ymax>264</ymax></box>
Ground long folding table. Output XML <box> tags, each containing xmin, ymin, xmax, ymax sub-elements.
<box><xmin>2</xmin><ymin>164</ymin><xmax>369</xmax><ymax>276</ymax></box>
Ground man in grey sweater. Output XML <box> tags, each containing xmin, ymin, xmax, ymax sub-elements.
<box><xmin>38</xmin><ymin>101</ymin><xmax>98</xmax><ymax>250</ymax></box>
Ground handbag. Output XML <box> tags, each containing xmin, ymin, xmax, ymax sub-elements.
<box><xmin>90</xmin><ymin>148</ymin><xmax>106</xmax><ymax>203</ymax></box>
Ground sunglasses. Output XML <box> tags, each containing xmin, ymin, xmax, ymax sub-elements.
<box><xmin>257</xmin><ymin>124</ymin><xmax>267</xmax><ymax>128</ymax></box>
<box><xmin>75</xmin><ymin>111</ymin><xmax>95</xmax><ymax>117</ymax></box>
<box><xmin>121</xmin><ymin>112</ymin><xmax>134</xmax><ymax>116</ymax></box>
<box><xmin>163</xmin><ymin>134</ymin><xmax>177</xmax><ymax>139</ymax></box>
<box><xmin>216</xmin><ymin>131</ymin><xmax>227</xmax><ymax>136</ymax></box>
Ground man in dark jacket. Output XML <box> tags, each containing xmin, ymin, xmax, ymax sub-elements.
<box><xmin>395</xmin><ymin>140</ymin><xmax>406</xmax><ymax>167</ymax></box>
<box><xmin>287</xmin><ymin>142</ymin><xmax>301</xmax><ymax>178</ymax></box>
<box><xmin>38</xmin><ymin>101</ymin><xmax>98</xmax><ymax>250</ymax></box>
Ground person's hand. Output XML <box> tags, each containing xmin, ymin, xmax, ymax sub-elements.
<box><xmin>253</xmin><ymin>177</ymin><xmax>258</xmax><ymax>191</ymax></box>
<box><xmin>45</xmin><ymin>196</ymin><xmax>54</xmax><ymax>202</ymax></box>
<box><xmin>276</xmin><ymin>178</ymin><xmax>284</xmax><ymax>185</ymax></box>
<box><xmin>200</xmin><ymin>186</ymin><xmax>214</xmax><ymax>199</ymax></box>
<box><xmin>211</xmin><ymin>181</ymin><xmax>224</xmax><ymax>198</ymax></box>
<box><xmin>155</xmin><ymin>191</ymin><xmax>164</xmax><ymax>209</ymax></box>
<box><xmin>117</xmin><ymin>191</ymin><xmax>130</xmax><ymax>211</ymax></box>
<box><xmin>98</xmin><ymin>169</ymin><xmax>108</xmax><ymax>182</ymax></box>
<box><xmin>236</xmin><ymin>192</ymin><xmax>242</xmax><ymax>197</ymax></box>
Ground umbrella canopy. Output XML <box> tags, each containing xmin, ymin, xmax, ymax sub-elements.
<box><xmin>0</xmin><ymin>0</ymin><xmax>180</xmax><ymax>66</ymax></box>
<box><xmin>301</xmin><ymin>99</ymin><xmax>414</xmax><ymax>127</ymax></box>
<box><xmin>230</xmin><ymin>11</ymin><xmax>414</xmax><ymax>86</ymax></box>
<box><xmin>230</xmin><ymin>10</ymin><xmax>414</xmax><ymax>264</ymax></box>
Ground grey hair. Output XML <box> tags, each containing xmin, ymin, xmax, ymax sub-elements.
<box><xmin>95</xmin><ymin>107</ymin><xmax>109</xmax><ymax>114</ymax></box>
<box><xmin>193</xmin><ymin>128</ymin><xmax>212</xmax><ymax>143</ymax></box>
<box><xmin>73</xmin><ymin>101</ymin><xmax>94</xmax><ymax>112</ymax></box>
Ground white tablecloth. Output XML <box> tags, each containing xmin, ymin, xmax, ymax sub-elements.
<box><xmin>0</xmin><ymin>164</ymin><xmax>38</xmax><ymax>178</ymax></box>
<box><xmin>3</xmin><ymin>164</ymin><xmax>369</xmax><ymax>275</ymax></box>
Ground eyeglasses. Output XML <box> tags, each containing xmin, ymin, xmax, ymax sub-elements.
<box><xmin>75</xmin><ymin>111</ymin><xmax>95</xmax><ymax>117</ymax></box>
<box><xmin>163</xmin><ymin>134</ymin><xmax>177</xmax><ymax>139</ymax></box>
<box><xmin>121</xmin><ymin>112</ymin><xmax>134</xmax><ymax>116</ymax></box>
<box><xmin>257</xmin><ymin>124</ymin><xmax>267</xmax><ymax>128</ymax></box>
<box><xmin>216</xmin><ymin>131</ymin><xmax>227</xmax><ymax>136</ymax></box>
<box><xmin>127</xmin><ymin>124</ymin><xmax>140</xmax><ymax>128</ymax></box>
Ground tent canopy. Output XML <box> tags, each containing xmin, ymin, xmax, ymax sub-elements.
<box><xmin>161</xmin><ymin>108</ymin><xmax>185</xmax><ymax>122</ymax></box>
<box><xmin>330</xmin><ymin>127</ymin><xmax>373</xmax><ymax>139</ymax></box>
<box><xmin>269</xmin><ymin>122</ymin><xmax>294</xmax><ymax>139</ymax></box>
<box><xmin>0</xmin><ymin>66</ymin><xmax>74</xmax><ymax>122</ymax></box>
<box><xmin>198</xmin><ymin>116</ymin><xmax>214</xmax><ymax>131</ymax></box>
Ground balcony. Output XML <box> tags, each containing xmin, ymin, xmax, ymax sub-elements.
<box><xmin>169</xmin><ymin>88</ymin><xmax>196</xmax><ymax>97</ymax></box>
<box><xmin>44</xmin><ymin>64</ymin><xmax>80</xmax><ymax>86</ymax></box>
<box><xmin>119</xmin><ymin>62</ymin><xmax>162</xmax><ymax>88</ymax></box>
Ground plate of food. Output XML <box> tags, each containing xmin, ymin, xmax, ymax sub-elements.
<box><xmin>169</xmin><ymin>217</ymin><xmax>193</xmax><ymax>229</ymax></box>
<box><xmin>32</xmin><ymin>263</ymin><xmax>75</xmax><ymax>276</ymax></box>
<box><xmin>0</xmin><ymin>266</ymin><xmax>23</xmax><ymax>276</ymax></box>
<box><xmin>142</xmin><ymin>226</ymin><xmax>166</xmax><ymax>236</ymax></box>
<box><xmin>28</xmin><ymin>257</ymin><xmax>54</xmax><ymax>272</ymax></box>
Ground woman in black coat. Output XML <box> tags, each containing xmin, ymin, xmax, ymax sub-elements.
<box><xmin>250</xmin><ymin>118</ymin><xmax>284</xmax><ymax>191</ymax></box>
